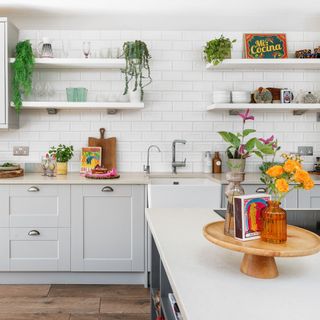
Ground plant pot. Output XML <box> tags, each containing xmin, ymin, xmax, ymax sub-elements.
<box><xmin>129</xmin><ymin>89</ymin><xmax>142</xmax><ymax>103</ymax></box>
<box><xmin>227</xmin><ymin>158</ymin><xmax>246</xmax><ymax>173</ymax></box>
<box><xmin>57</xmin><ymin>162</ymin><xmax>68</xmax><ymax>175</ymax></box>
<box><xmin>261</xmin><ymin>200</ymin><xmax>287</xmax><ymax>244</ymax></box>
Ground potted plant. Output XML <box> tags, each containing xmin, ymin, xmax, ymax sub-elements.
<box><xmin>12</xmin><ymin>40</ymin><xmax>35</xmax><ymax>113</ymax></box>
<box><xmin>218</xmin><ymin>109</ymin><xmax>275</xmax><ymax>172</ymax></box>
<box><xmin>49</xmin><ymin>144</ymin><xmax>74</xmax><ymax>175</ymax></box>
<box><xmin>260</xmin><ymin>153</ymin><xmax>314</xmax><ymax>244</ymax></box>
<box><xmin>204</xmin><ymin>35</ymin><xmax>236</xmax><ymax>65</ymax></box>
<box><xmin>122</xmin><ymin>40</ymin><xmax>152</xmax><ymax>101</ymax></box>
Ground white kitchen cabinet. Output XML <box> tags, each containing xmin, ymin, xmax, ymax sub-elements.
<box><xmin>221</xmin><ymin>184</ymin><xmax>298</xmax><ymax>208</ymax></box>
<box><xmin>71</xmin><ymin>184</ymin><xmax>145</xmax><ymax>272</ymax></box>
<box><xmin>298</xmin><ymin>186</ymin><xmax>320</xmax><ymax>208</ymax></box>
<box><xmin>0</xmin><ymin>18</ymin><xmax>18</xmax><ymax>129</ymax></box>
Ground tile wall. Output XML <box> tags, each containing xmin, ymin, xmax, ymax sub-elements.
<box><xmin>1</xmin><ymin>30</ymin><xmax>320</xmax><ymax>172</ymax></box>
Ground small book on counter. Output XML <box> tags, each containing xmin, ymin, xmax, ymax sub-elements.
<box><xmin>233</xmin><ymin>194</ymin><xmax>271</xmax><ymax>241</ymax></box>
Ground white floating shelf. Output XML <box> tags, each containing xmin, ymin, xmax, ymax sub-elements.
<box><xmin>206</xmin><ymin>59</ymin><xmax>320</xmax><ymax>70</ymax></box>
<box><xmin>207</xmin><ymin>103</ymin><xmax>320</xmax><ymax>115</ymax></box>
<box><xmin>11</xmin><ymin>101</ymin><xmax>144</xmax><ymax>112</ymax></box>
<box><xmin>9</xmin><ymin>58</ymin><xmax>126</xmax><ymax>69</ymax></box>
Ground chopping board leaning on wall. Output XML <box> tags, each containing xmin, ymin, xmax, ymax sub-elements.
<box><xmin>88</xmin><ymin>128</ymin><xmax>117</xmax><ymax>170</ymax></box>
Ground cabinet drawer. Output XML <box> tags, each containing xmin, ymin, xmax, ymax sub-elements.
<box><xmin>0</xmin><ymin>185</ymin><xmax>70</xmax><ymax>227</ymax></box>
<box><xmin>81</xmin><ymin>185</ymin><xmax>132</xmax><ymax>197</ymax></box>
<box><xmin>8</xmin><ymin>227</ymin><xmax>70</xmax><ymax>271</ymax></box>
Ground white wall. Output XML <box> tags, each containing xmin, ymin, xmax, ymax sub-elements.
<box><xmin>1</xmin><ymin>30</ymin><xmax>320</xmax><ymax>172</ymax></box>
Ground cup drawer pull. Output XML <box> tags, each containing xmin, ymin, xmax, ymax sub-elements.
<box><xmin>28</xmin><ymin>186</ymin><xmax>40</xmax><ymax>192</ymax></box>
<box><xmin>256</xmin><ymin>187</ymin><xmax>267</xmax><ymax>193</ymax></box>
<box><xmin>101</xmin><ymin>186</ymin><xmax>114</xmax><ymax>192</ymax></box>
<box><xmin>28</xmin><ymin>230</ymin><xmax>40</xmax><ymax>236</ymax></box>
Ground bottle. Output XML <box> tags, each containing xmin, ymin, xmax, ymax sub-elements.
<box><xmin>212</xmin><ymin>152</ymin><xmax>222</xmax><ymax>174</ymax></box>
<box><xmin>203</xmin><ymin>151</ymin><xmax>212</xmax><ymax>173</ymax></box>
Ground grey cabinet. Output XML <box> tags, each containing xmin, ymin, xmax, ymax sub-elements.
<box><xmin>0</xmin><ymin>18</ymin><xmax>18</xmax><ymax>129</ymax></box>
<box><xmin>221</xmin><ymin>184</ymin><xmax>298</xmax><ymax>209</ymax></box>
<box><xmin>71</xmin><ymin>184</ymin><xmax>145</xmax><ymax>272</ymax></box>
<box><xmin>0</xmin><ymin>185</ymin><xmax>71</xmax><ymax>271</ymax></box>
<box><xmin>298</xmin><ymin>186</ymin><xmax>320</xmax><ymax>208</ymax></box>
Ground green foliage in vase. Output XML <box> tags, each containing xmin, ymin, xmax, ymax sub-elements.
<box><xmin>204</xmin><ymin>35</ymin><xmax>236</xmax><ymax>65</ymax></box>
<box><xmin>122</xmin><ymin>40</ymin><xmax>152</xmax><ymax>101</ymax></box>
<box><xmin>49</xmin><ymin>144</ymin><xmax>74</xmax><ymax>163</ymax></box>
<box><xmin>12</xmin><ymin>40</ymin><xmax>35</xmax><ymax>113</ymax></box>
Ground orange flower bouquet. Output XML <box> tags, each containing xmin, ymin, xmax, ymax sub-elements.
<box><xmin>260</xmin><ymin>153</ymin><xmax>314</xmax><ymax>244</ymax></box>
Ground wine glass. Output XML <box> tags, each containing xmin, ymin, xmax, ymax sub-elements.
<box><xmin>82</xmin><ymin>41</ymin><xmax>91</xmax><ymax>59</ymax></box>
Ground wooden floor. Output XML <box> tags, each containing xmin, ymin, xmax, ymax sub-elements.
<box><xmin>0</xmin><ymin>285</ymin><xmax>150</xmax><ymax>320</ymax></box>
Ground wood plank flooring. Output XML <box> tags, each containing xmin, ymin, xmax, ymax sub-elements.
<box><xmin>0</xmin><ymin>285</ymin><xmax>150</xmax><ymax>320</ymax></box>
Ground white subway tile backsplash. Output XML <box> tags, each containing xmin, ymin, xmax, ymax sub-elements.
<box><xmin>3</xmin><ymin>29</ymin><xmax>319</xmax><ymax>171</ymax></box>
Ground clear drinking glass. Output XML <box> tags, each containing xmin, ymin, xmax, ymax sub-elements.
<box><xmin>46</xmin><ymin>158</ymin><xmax>56</xmax><ymax>177</ymax></box>
<box><xmin>82</xmin><ymin>41</ymin><xmax>91</xmax><ymax>58</ymax></box>
<box><xmin>40</xmin><ymin>156</ymin><xmax>49</xmax><ymax>176</ymax></box>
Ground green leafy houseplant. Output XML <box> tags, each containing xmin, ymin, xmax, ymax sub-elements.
<box><xmin>12</xmin><ymin>40</ymin><xmax>35</xmax><ymax>113</ymax></box>
<box><xmin>48</xmin><ymin>144</ymin><xmax>74</xmax><ymax>163</ymax></box>
<box><xmin>204</xmin><ymin>35</ymin><xmax>236</xmax><ymax>65</ymax></box>
<box><xmin>122</xmin><ymin>40</ymin><xmax>152</xmax><ymax>101</ymax></box>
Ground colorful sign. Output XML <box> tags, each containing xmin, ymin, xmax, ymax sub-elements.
<box><xmin>244</xmin><ymin>34</ymin><xmax>288</xmax><ymax>59</ymax></box>
<box><xmin>80</xmin><ymin>147</ymin><xmax>102</xmax><ymax>174</ymax></box>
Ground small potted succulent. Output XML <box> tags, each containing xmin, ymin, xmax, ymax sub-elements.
<box><xmin>49</xmin><ymin>144</ymin><xmax>74</xmax><ymax>175</ymax></box>
<box><xmin>218</xmin><ymin>109</ymin><xmax>276</xmax><ymax>172</ymax></box>
<box><xmin>204</xmin><ymin>35</ymin><xmax>236</xmax><ymax>65</ymax></box>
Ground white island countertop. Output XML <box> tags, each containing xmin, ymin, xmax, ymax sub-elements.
<box><xmin>145</xmin><ymin>208</ymin><xmax>320</xmax><ymax>320</ymax></box>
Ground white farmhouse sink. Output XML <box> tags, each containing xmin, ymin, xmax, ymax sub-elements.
<box><xmin>148</xmin><ymin>178</ymin><xmax>221</xmax><ymax>208</ymax></box>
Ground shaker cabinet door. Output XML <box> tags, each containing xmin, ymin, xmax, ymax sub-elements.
<box><xmin>299</xmin><ymin>186</ymin><xmax>320</xmax><ymax>208</ymax></box>
<box><xmin>71</xmin><ymin>185</ymin><xmax>145</xmax><ymax>272</ymax></box>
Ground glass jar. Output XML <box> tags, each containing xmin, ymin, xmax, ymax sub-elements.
<box><xmin>261</xmin><ymin>200</ymin><xmax>287</xmax><ymax>244</ymax></box>
<box><xmin>224</xmin><ymin>172</ymin><xmax>245</xmax><ymax>237</ymax></box>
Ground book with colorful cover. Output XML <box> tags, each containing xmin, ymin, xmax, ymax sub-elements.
<box><xmin>80</xmin><ymin>147</ymin><xmax>102</xmax><ymax>175</ymax></box>
<box><xmin>244</xmin><ymin>33</ymin><xmax>288</xmax><ymax>59</ymax></box>
<box><xmin>233</xmin><ymin>194</ymin><xmax>271</xmax><ymax>241</ymax></box>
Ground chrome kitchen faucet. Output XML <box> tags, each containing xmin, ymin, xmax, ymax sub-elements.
<box><xmin>143</xmin><ymin>145</ymin><xmax>161</xmax><ymax>174</ymax></box>
<box><xmin>172</xmin><ymin>139</ymin><xmax>187</xmax><ymax>174</ymax></box>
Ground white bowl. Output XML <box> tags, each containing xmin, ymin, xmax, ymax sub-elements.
<box><xmin>231</xmin><ymin>91</ymin><xmax>251</xmax><ymax>103</ymax></box>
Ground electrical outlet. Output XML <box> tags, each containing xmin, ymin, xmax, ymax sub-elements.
<box><xmin>13</xmin><ymin>146</ymin><xmax>29</xmax><ymax>156</ymax></box>
<box><xmin>298</xmin><ymin>146</ymin><xmax>313</xmax><ymax>156</ymax></box>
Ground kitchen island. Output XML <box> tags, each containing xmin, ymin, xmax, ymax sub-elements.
<box><xmin>146</xmin><ymin>208</ymin><xmax>320</xmax><ymax>320</ymax></box>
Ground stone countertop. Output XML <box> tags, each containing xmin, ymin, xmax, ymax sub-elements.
<box><xmin>0</xmin><ymin>171</ymin><xmax>319</xmax><ymax>185</ymax></box>
<box><xmin>145</xmin><ymin>207</ymin><xmax>320</xmax><ymax>320</ymax></box>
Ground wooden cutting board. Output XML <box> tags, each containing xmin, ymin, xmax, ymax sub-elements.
<box><xmin>0</xmin><ymin>168</ymin><xmax>24</xmax><ymax>179</ymax></box>
<box><xmin>88</xmin><ymin>128</ymin><xmax>117</xmax><ymax>170</ymax></box>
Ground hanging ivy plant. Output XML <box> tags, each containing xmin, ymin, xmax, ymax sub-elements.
<box><xmin>12</xmin><ymin>40</ymin><xmax>35</xmax><ymax>113</ymax></box>
<box><xmin>122</xmin><ymin>40</ymin><xmax>152</xmax><ymax>101</ymax></box>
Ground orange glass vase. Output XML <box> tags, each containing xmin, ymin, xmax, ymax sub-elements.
<box><xmin>261</xmin><ymin>200</ymin><xmax>287</xmax><ymax>244</ymax></box>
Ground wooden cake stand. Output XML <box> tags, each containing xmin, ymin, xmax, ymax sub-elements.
<box><xmin>203</xmin><ymin>221</ymin><xmax>320</xmax><ymax>279</ymax></box>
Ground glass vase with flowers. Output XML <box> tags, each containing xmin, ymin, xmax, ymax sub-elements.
<box><xmin>260</xmin><ymin>153</ymin><xmax>315</xmax><ymax>244</ymax></box>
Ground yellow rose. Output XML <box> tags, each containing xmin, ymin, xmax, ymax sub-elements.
<box><xmin>293</xmin><ymin>169</ymin><xmax>310</xmax><ymax>184</ymax></box>
<box><xmin>275</xmin><ymin>178</ymin><xmax>289</xmax><ymax>193</ymax></box>
<box><xmin>266</xmin><ymin>165</ymin><xmax>284</xmax><ymax>178</ymax></box>
<box><xmin>303</xmin><ymin>179</ymin><xmax>314</xmax><ymax>190</ymax></box>
<box><xmin>283</xmin><ymin>159</ymin><xmax>301</xmax><ymax>173</ymax></box>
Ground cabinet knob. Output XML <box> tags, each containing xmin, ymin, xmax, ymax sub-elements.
<box><xmin>28</xmin><ymin>230</ymin><xmax>40</xmax><ymax>236</ymax></box>
<box><xmin>101</xmin><ymin>186</ymin><xmax>114</xmax><ymax>192</ymax></box>
<box><xmin>28</xmin><ymin>186</ymin><xmax>40</xmax><ymax>192</ymax></box>
<box><xmin>256</xmin><ymin>187</ymin><xmax>267</xmax><ymax>193</ymax></box>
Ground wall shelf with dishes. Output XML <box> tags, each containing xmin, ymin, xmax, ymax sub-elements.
<box><xmin>207</xmin><ymin>103</ymin><xmax>320</xmax><ymax>115</ymax></box>
<box><xmin>10</xmin><ymin>58</ymin><xmax>126</xmax><ymax>69</ymax></box>
<box><xmin>10</xmin><ymin>101</ymin><xmax>144</xmax><ymax>114</ymax></box>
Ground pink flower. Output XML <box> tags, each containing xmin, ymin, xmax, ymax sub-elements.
<box><xmin>239</xmin><ymin>109</ymin><xmax>254</xmax><ymax>122</ymax></box>
<box><xmin>239</xmin><ymin>144</ymin><xmax>246</xmax><ymax>155</ymax></box>
<box><xmin>259</xmin><ymin>135</ymin><xmax>274</xmax><ymax>145</ymax></box>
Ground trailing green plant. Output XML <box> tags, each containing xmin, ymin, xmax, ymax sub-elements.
<box><xmin>49</xmin><ymin>144</ymin><xmax>74</xmax><ymax>163</ymax></box>
<box><xmin>203</xmin><ymin>35</ymin><xmax>236</xmax><ymax>65</ymax></box>
<box><xmin>122</xmin><ymin>40</ymin><xmax>152</xmax><ymax>101</ymax></box>
<box><xmin>12</xmin><ymin>40</ymin><xmax>35</xmax><ymax>113</ymax></box>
